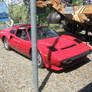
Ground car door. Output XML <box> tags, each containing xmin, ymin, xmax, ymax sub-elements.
<box><xmin>8</xmin><ymin>28</ymin><xmax>18</xmax><ymax>49</ymax></box>
<box><xmin>24</xmin><ymin>27</ymin><xmax>32</xmax><ymax>57</ymax></box>
<box><xmin>15</xmin><ymin>27</ymin><xmax>29</xmax><ymax>55</ymax></box>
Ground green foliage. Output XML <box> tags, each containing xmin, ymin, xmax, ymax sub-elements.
<box><xmin>38</xmin><ymin>13</ymin><xmax>48</xmax><ymax>25</ymax></box>
<box><xmin>37</xmin><ymin>7</ymin><xmax>51</xmax><ymax>25</ymax></box>
<box><xmin>8</xmin><ymin>4</ymin><xmax>28</xmax><ymax>23</ymax></box>
<box><xmin>73</xmin><ymin>0</ymin><xmax>83</xmax><ymax>5</ymax></box>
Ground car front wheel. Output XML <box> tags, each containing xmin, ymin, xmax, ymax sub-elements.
<box><xmin>37</xmin><ymin>52</ymin><xmax>45</xmax><ymax>68</ymax></box>
<box><xmin>3</xmin><ymin>37</ymin><xmax>11</xmax><ymax>50</ymax></box>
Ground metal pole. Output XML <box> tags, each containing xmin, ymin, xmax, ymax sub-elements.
<box><xmin>30</xmin><ymin>0</ymin><xmax>39</xmax><ymax>92</ymax></box>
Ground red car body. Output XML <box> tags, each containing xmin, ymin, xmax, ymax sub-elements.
<box><xmin>0</xmin><ymin>24</ymin><xmax>92</xmax><ymax>71</ymax></box>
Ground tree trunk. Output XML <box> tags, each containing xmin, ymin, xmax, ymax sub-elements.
<box><xmin>23</xmin><ymin>0</ymin><xmax>31</xmax><ymax>23</ymax></box>
<box><xmin>5</xmin><ymin>17</ymin><xmax>14</xmax><ymax>27</ymax></box>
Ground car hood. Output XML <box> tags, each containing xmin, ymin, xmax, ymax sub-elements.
<box><xmin>38</xmin><ymin>36</ymin><xmax>76</xmax><ymax>49</ymax></box>
<box><xmin>38</xmin><ymin>35</ymin><xmax>91</xmax><ymax>61</ymax></box>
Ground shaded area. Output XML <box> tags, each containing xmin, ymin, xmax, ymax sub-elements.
<box><xmin>72</xmin><ymin>33</ymin><xmax>92</xmax><ymax>44</ymax></box>
<box><xmin>78</xmin><ymin>82</ymin><xmax>92</xmax><ymax>92</ymax></box>
<box><xmin>57</xmin><ymin>31</ymin><xmax>92</xmax><ymax>45</ymax></box>
<box><xmin>63</xmin><ymin>56</ymin><xmax>91</xmax><ymax>73</ymax></box>
<box><xmin>39</xmin><ymin>72</ymin><xmax>52</xmax><ymax>92</ymax></box>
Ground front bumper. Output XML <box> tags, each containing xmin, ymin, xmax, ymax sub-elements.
<box><xmin>61</xmin><ymin>49</ymin><xmax>92</xmax><ymax>65</ymax></box>
<box><xmin>46</xmin><ymin>49</ymin><xmax>92</xmax><ymax>71</ymax></box>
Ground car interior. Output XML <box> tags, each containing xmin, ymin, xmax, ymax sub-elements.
<box><xmin>16</xmin><ymin>28</ymin><xmax>29</xmax><ymax>40</ymax></box>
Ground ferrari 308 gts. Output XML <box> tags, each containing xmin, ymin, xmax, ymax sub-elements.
<box><xmin>0</xmin><ymin>24</ymin><xmax>92</xmax><ymax>70</ymax></box>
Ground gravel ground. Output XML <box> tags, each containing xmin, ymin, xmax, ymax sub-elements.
<box><xmin>0</xmin><ymin>39</ymin><xmax>92</xmax><ymax>92</ymax></box>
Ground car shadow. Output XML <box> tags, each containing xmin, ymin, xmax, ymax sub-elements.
<box><xmin>62</xmin><ymin>56</ymin><xmax>91</xmax><ymax>73</ymax></box>
<box><xmin>78</xmin><ymin>82</ymin><xmax>92</xmax><ymax>92</ymax></box>
<box><xmin>39</xmin><ymin>71</ymin><xmax>52</xmax><ymax>92</ymax></box>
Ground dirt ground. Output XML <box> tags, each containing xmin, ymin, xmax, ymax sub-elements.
<box><xmin>0</xmin><ymin>39</ymin><xmax>92</xmax><ymax>92</ymax></box>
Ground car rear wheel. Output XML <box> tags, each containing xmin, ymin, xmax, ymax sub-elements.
<box><xmin>37</xmin><ymin>52</ymin><xmax>45</xmax><ymax>68</ymax></box>
<box><xmin>3</xmin><ymin>37</ymin><xmax>11</xmax><ymax>50</ymax></box>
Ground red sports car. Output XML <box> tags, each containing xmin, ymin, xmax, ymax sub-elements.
<box><xmin>0</xmin><ymin>24</ymin><xmax>92</xmax><ymax>70</ymax></box>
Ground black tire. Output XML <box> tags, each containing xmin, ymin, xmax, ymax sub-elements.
<box><xmin>37</xmin><ymin>52</ymin><xmax>45</xmax><ymax>68</ymax></box>
<box><xmin>3</xmin><ymin>37</ymin><xmax>11</xmax><ymax>50</ymax></box>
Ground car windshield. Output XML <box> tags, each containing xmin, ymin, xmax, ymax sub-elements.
<box><xmin>28</xmin><ymin>26</ymin><xmax>59</xmax><ymax>40</ymax></box>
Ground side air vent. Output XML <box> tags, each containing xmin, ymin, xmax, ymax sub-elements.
<box><xmin>61</xmin><ymin>44</ymin><xmax>76</xmax><ymax>50</ymax></box>
<box><xmin>74</xmin><ymin>39</ymin><xmax>82</xmax><ymax>43</ymax></box>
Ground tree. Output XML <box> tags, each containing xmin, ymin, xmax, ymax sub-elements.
<box><xmin>73</xmin><ymin>0</ymin><xmax>83</xmax><ymax>5</ymax></box>
<box><xmin>23</xmin><ymin>0</ymin><xmax>50</xmax><ymax>25</ymax></box>
<box><xmin>8</xmin><ymin>3</ymin><xmax>28</xmax><ymax>23</ymax></box>
<box><xmin>23</xmin><ymin>0</ymin><xmax>30</xmax><ymax>23</ymax></box>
